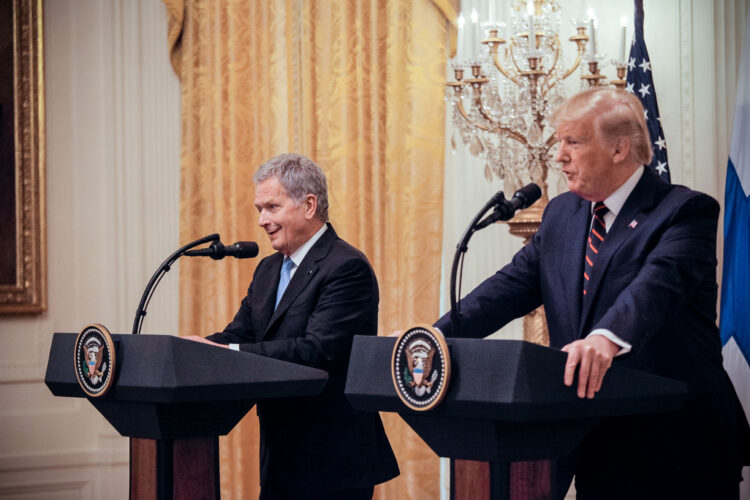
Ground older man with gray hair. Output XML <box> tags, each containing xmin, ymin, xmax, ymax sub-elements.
<box><xmin>192</xmin><ymin>154</ymin><xmax>399</xmax><ymax>499</ymax></box>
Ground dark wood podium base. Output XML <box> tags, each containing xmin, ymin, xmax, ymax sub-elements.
<box><xmin>452</xmin><ymin>459</ymin><xmax>553</xmax><ymax>500</ymax></box>
<box><xmin>130</xmin><ymin>437</ymin><xmax>220</xmax><ymax>500</ymax></box>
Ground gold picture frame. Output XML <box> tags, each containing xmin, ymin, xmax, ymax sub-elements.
<box><xmin>0</xmin><ymin>0</ymin><xmax>46</xmax><ymax>314</ymax></box>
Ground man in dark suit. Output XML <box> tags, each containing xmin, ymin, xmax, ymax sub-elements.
<box><xmin>189</xmin><ymin>154</ymin><xmax>399</xmax><ymax>499</ymax></box>
<box><xmin>435</xmin><ymin>87</ymin><xmax>749</xmax><ymax>499</ymax></box>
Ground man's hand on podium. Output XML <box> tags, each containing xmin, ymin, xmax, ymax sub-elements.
<box><xmin>183</xmin><ymin>335</ymin><xmax>229</xmax><ymax>348</ymax></box>
<box><xmin>562</xmin><ymin>335</ymin><xmax>619</xmax><ymax>400</ymax></box>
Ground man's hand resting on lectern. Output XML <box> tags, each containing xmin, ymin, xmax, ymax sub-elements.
<box><xmin>561</xmin><ymin>335</ymin><xmax>619</xmax><ymax>399</ymax></box>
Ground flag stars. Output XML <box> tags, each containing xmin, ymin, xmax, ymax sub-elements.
<box><xmin>627</xmin><ymin>32</ymin><xmax>669</xmax><ymax>181</ymax></box>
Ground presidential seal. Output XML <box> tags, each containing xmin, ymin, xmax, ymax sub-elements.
<box><xmin>74</xmin><ymin>324</ymin><xmax>116</xmax><ymax>397</ymax></box>
<box><xmin>391</xmin><ymin>325</ymin><xmax>451</xmax><ymax>411</ymax></box>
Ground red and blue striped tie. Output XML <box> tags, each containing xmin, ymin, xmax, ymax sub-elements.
<box><xmin>583</xmin><ymin>202</ymin><xmax>608</xmax><ymax>296</ymax></box>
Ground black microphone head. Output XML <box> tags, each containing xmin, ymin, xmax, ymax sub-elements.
<box><xmin>226</xmin><ymin>241</ymin><xmax>259</xmax><ymax>259</ymax></box>
<box><xmin>513</xmin><ymin>183</ymin><xmax>542</xmax><ymax>208</ymax></box>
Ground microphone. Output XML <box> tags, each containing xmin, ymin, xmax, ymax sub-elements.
<box><xmin>474</xmin><ymin>183</ymin><xmax>542</xmax><ymax>230</ymax></box>
<box><xmin>185</xmin><ymin>241</ymin><xmax>259</xmax><ymax>260</ymax></box>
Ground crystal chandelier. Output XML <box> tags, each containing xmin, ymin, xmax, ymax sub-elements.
<box><xmin>446</xmin><ymin>0</ymin><xmax>628</xmax><ymax>219</ymax></box>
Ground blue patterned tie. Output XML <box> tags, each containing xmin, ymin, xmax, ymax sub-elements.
<box><xmin>275</xmin><ymin>257</ymin><xmax>294</xmax><ymax>309</ymax></box>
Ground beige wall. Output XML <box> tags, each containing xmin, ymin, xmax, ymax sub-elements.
<box><xmin>0</xmin><ymin>1</ymin><xmax>180</xmax><ymax>498</ymax></box>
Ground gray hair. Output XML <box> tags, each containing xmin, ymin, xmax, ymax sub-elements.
<box><xmin>253</xmin><ymin>154</ymin><xmax>329</xmax><ymax>222</ymax></box>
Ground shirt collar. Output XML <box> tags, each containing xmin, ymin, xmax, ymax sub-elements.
<box><xmin>597</xmin><ymin>166</ymin><xmax>644</xmax><ymax>217</ymax></box>
<box><xmin>288</xmin><ymin>223</ymin><xmax>327</xmax><ymax>268</ymax></box>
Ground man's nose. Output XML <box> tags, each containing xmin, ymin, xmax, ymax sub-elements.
<box><xmin>555</xmin><ymin>145</ymin><xmax>566</xmax><ymax>162</ymax></box>
<box><xmin>258</xmin><ymin>210</ymin><xmax>269</xmax><ymax>226</ymax></box>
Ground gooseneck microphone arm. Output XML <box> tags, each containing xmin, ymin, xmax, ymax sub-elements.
<box><xmin>449</xmin><ymin>192</ymin><xmax>506</xmax><ymax>338</ymax></box>
<box><xmin>449</xmin><ymin>183</ymin><xmax>541</xmax><ymax>338</ymax></box>
<box><xmin>131</xmin><ymin>233</ymin><xmax>220</xmax><ymax>335</ymax></box>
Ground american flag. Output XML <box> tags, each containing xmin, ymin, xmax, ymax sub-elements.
<box><xmin>625</xmin><ymin>0</ymin><xmax>670</xmax><ymax>182</ymax></box>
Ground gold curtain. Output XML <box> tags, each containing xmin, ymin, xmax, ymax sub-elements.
<box><xmin>165</xmin><ymin>0</ymin><xmax>456</xmax><ymax>498</ymax></box>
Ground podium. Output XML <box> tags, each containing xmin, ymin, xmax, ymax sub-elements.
<box><xmin>45</xmin><ymin>332</ymin><xmax>329</xmax><ymax>500</ymax></box>
<box><xmin>345</xmin><ymin>336</ymin><xmax>687</xmax><ymax>499</ymax></box>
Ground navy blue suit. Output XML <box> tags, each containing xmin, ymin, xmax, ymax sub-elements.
<box><xmin>436</xmin><ymin>168</ymin><xmax>749</xmax><ymax>498</ymax></box>
<box><xmin>208</xmin><ymin>224</ymin><xmax>399</xmax><ymax>495</ymax></box>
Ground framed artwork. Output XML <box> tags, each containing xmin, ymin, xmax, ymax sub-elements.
<box><xmin>0</xmin><ymin>0</ymin><xmax>46</xmax><ymax>314</ymax></box>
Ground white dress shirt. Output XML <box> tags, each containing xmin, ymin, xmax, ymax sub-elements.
<box><xmin>586</xmin><ymin>166</ymin><xmax>645</xmax><ymax>355</ymax></box>
<box><xmin>286</xmin><ymin>223</ymin><xmax>328</xmax><ymax>278</ymax></box>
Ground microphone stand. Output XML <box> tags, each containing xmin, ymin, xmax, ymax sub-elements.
<box><xmin>449</xmin><ymin>192</ymin><xmax>507</xmax><ymax>338</ymax></box>
<box><xmin>131</xmin><ymin>233</ymin><xmax>220</xmax><ymax>335</ymax></box>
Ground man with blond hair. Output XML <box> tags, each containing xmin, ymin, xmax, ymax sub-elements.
<box><xmin>435</xmin><ymin>87</ymin><xmax>749</xmax><ymax>498</ymax></box>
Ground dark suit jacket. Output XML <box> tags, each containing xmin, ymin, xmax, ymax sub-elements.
<box><xmin>207</xmin><ymin>224</ymin><xmax>399</xmax><ymax>493</ymax></box>
<box><xmin>436</xmin><ymin>168</ymin><xmax>750</xmax><ymax>495</ymax></box>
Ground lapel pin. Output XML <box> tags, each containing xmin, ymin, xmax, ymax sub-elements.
<box><xmin>628</xmin><ymin>219</ymin><xmax>638</xmax><ymax>229</ymax></box>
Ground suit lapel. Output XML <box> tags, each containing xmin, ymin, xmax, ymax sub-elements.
<box><xmin>578</xmin><ymin>169</ymin><xmax>660</xmax><ymax>334</ymax></box>
<box><xmin>563</xmin><ymin>198</ymin><xmax>591</xmax><ymax>337</ymax></box>
<box><xmin>262</xmin><ymin>224</ymin><xmax>337</xmax><ymax>339</ymax></box>
<box><xmin>256</xmin><ymin>253</ymin><xmax>284</xmax><ymax>333</ymax></box>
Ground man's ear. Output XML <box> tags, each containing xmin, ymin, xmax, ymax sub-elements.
<box><xmin>304</xmin><ymin>194</ymin><xmax>318</xmax><ymax>220</ymax></box>
<box><xmin>612</xmin><ymin>137</ymin><xmax>631</xmax><ymax>165</ymax></box>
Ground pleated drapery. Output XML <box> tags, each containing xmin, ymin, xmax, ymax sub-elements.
<box><xmin>164</xmin><ymin>1</ymin><xmax>456</xmax><ymax>497</ymax></box>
